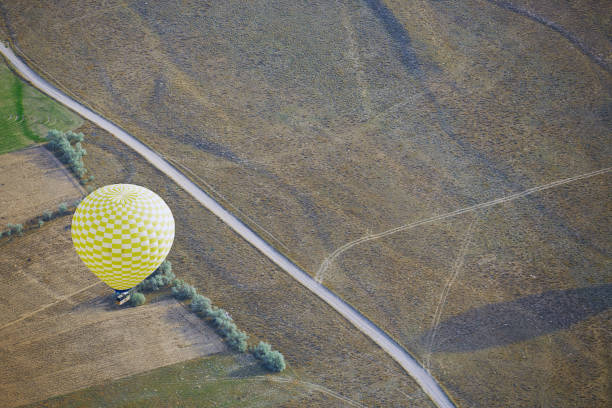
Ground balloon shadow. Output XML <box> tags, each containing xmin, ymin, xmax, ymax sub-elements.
<box><xmin>420</xmin><ymin>284</ymin><xmax>612</xmax><ymax>353</ymax></box>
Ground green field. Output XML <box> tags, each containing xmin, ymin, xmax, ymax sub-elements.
<box><xmin>0</xmin><ymin>59</ymin><xmax>82</xmax><ymax>154</ymax></box>
<box><xmin>26</xmin><ymin>354</ymin><xmax>335</xmax><ymax>408</ymax></box>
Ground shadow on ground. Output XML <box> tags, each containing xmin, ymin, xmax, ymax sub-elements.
<box><xmin>420</xmin><ymin>284</ymin><xmax>612</xmax><ymax>352</ymax></box>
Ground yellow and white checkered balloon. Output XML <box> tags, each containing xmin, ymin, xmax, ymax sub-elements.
<box><xmin>71</xmin><ymin>184</ymin><xmax>175</xmax><ymax>290</ymax></box>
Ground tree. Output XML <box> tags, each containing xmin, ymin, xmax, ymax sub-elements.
<box><xmin>251</xmin><ymin>341</ymin><xmax>285</xmax><ymax>371</ymax></box>
<box><xmin>58</xmin><ymin>202</ymin><xmax>68</xmax><ymax>214</ymax></box>
<box><xmin>263</xmin><ymin>350</ymin><xmax>286</xmax><ymax>372</ymax></box>
<box><xmin>46</xmin><ymin>129</ymin><xmax>87</xmax><ymax>180</ymax></box>
<box><xmin>7</xmin><ymin>223</ymin><xmax>23</xmax><ymax>236</ymax></box>
<box><xmin>171</xmin><ymin>279</ymin><xmax>196</xmax><ymax>300</ymax></box>
<box><xmin>226</xmin><ymin>329</ymin><xmax>248</xmax><ymax>352</ymax></box>
<box><xmin>129</xmin><ymin>292</ymin><xmax>146</xmax><ymax>306</ymax></box>
<box><xmin>252</xmin><ymin>342</ymin><xmax>272</xmax><ymax>360</ymax></box>
<box><xmin>158</xmin><ymin>260</ymin><xmax>172</xmax><ymax>276</ymax></box>
<box><xmin>66</xmin><ymin>131</ymin><xmax>84</xmax><ymax>143</ymax></box>
<box><xmin>190</xmin><ymin>294</ymin><xmax>212</xmax><ymax>315</ymax></box>
<box><xmin>43</xmin><ymin>210</ymin><xmax>53</xmax><ymax>221</ymax></box>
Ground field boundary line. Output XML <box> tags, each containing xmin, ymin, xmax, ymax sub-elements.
<box><xmin>315</xmin><ymin>166</ymin><xmax>611</xmax><ymax>283</ymax></box>
<box><xmin>0</xmin><ymin>42</ymin><xmax>456</xmax><ymax>408</ymax></box>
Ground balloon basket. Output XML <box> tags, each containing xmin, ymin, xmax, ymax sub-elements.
<box><xmin>115</xmin><ymin>289</ymin><xmax>132</xmax><ymax>305</ymax></box>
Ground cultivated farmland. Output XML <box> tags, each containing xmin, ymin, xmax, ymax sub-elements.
<box><xmin>1</xmin><ymin>0</ymin><xmax>610</xmax><ymax>406</ymax></box>
<box><xmin>0</xmin><ymin>145</ymin><xmax>84</xmax><ymax>226</ymax></box>
<box><xmin>0</xmin><ymin>217</ymin><xmax>226</xmax><ymax>408</ymax></box>
<box><xmin>0</xmin><ymin>58</ymin><xmax>82</xmax><ymax>154</ymax></box>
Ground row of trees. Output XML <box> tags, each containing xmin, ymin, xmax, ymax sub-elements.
<box><xmin>128</xmin><ymin>261</ymin><xmax>286</xmax><ymax>372</ymax></box>
<box><xmin>0</xmin><ymin>200</ymin><xmax>81</xmax><ymax>239</ymax></box>
<box><xmin>1</xmin><ymin>223</ymin><xmax>24</xmax><ymax>237</ymax></box>
<box><xmin>46</xmin><ymin>129</ymin><xmax>93</xmax><ymax>183</ymax></box>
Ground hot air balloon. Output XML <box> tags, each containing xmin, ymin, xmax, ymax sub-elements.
<box><xmin>71</xmin><ymin>184</ymin><xmax>175</xmax><ymax>304</ymax></box>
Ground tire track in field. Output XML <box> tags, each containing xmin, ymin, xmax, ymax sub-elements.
<box><xmin>338</xmin><ymin>0</ymin><xmax>372</xmax><ymax>120</ymax></box>
<box><xmin>424</xmin><ymin>218</ymin><xmax>476</xmax><ymax>370</ymax></box>
<box><xmin>0</xmin><ymin>281</ymin><xmax>103</xmax><ymax>332</ymax></box>
<box><xmin>315</xmin><ymin>167</ymin><xmax>611</xmax><ymax>283</ymax></box>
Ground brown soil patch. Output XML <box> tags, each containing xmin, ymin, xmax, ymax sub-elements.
<box><xmin>0</xmin><ymin>146</ymin><xmax>84</xmax><ymax>225</ymax></box>
<box><xmin>0</xmin><ymin>218</ymin><xmax>225</xmax><ymax>408</ymax></box>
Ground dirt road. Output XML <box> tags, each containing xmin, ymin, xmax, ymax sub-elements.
<box><xmin>0</xmin><ymin>42</ymin><xmax>455</xmax><ymax>408</ymax></box>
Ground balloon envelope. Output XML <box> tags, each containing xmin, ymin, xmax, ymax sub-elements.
<box><xmin>71</xmin><ymin>184</ymin><xmax>175</xmax><ymax>290</ymax></box>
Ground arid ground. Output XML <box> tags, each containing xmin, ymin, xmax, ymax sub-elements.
<box><xmin>0</xmin><ymin>146</ymin><xmax>84</xmax><ymax>225</ymax></box>
<box><xmin>0</xmin><ymin>217</ymin><xmax>226</xmax><ymax>408</ymax></box>
<box><xmin>0</xmin><ymin>0</ymin><xmax>610</xmax><ymax>406</ymax></box>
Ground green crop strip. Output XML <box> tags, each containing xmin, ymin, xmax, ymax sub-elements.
<box><xmin>12</xmin><ymin>75</ymin><xmax>42</xmax><ymax>142</ymax></box>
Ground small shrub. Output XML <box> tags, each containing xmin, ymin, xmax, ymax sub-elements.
<box><xmin>38</xmin><ymin>219</ymin><xmax>44</xmax><ymax>228</ymax></box>
<box><xmin>86</xmin><ymin>185</ymin><xmax>94</xmax><ymax>193</ymax></box>
<box><xmin>72</xmin><ymin>198</ymin><xmax>82</xmax><ymax>208</ymax></box>
<box><xmin>136</xmin><ymin>261</ymin><xmax>175</xmax><ymax>293</ymax></box>
<box><xmin>158</xmin><ymin>260</ymin><xmax>172</xmax><ymax>276</ymax></box>
<box><xmin>252</xmin><ymin>341</ymin><xmax>272</xmax><ymax>360</ymax></box>
<box><xmin>66</xmin><ymin>131</ymin><xmax>84</xmax><ymax>143</ymax></box>
<box><xmin>226</xmin><ymin>329</ymin><xmax>248</xmax><ymax>352</ymax></box>
<box><xmin>190</xmin><ymin>294</ymin><xmax>212</xmax><ymax>315</ymax></box>
<box><xmin>251</xmin><ymin>341</ymin><xmax>285</xmax><ymax>371</ymax></box>
<box><xmin>208</xmin><ymin>307</ymin><xmax>231</xmax><ymax>322</ymax></box>
<box><xmin>215</xmin><ymin>318</ymin><xmax>237</xmax><ymax>336</ymax></box>
<box><xmin>262</xmin><ymin>350</ymin><xmax>286</xmax><ymax>372</ymax></box>
<box><xmin>129</xmin><ymin>292</ymin><xmax>146</xmax><ymax>306</ymax></box>
<box><xmin>58</xmin><ymin>202</ymin><xmax>68</xmax><ymax>215</ymax></box>
<box><xmin>171</xmin><ymin>279</ymin><xmax>196</xmax><ymax>300</ymax></box>
<box><xmin>7</xmin><ymin>223</ymin><xmax>23</xmax><ymax>236</ymax></box>
<box><xmin>42</xmin><ymin>210</ymin><xmax>53</xmax><ymax>221</ymax></box>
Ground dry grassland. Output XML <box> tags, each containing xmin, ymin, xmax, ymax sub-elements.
<box><xmin>2</xmin><ymin>0</ymin><xmax>610</xmax><ymax>406</ymax></box>
<box><xmin>0</xmin><ymin>146</ymin><xmax>84</xmax><ymax>225</ymax></box>
<box><xmin>0</xmin><ymin>217</ymin><xmax>226</xmax><ymax>408</ymax></box>
<box><xmin>78</xmin><ymin>121</ymin><xmax>434</xmax><ymax>407</ymax></box>
<box><xmin>325</xmin><ymin>175</ymin><xmax>611</xmax><ymax>407</ymax></box>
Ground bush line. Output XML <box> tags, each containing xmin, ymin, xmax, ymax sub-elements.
<box><xmin>46</xmin><ymin>129</ymin><xmax>89</xmax><ymax>181</ymax></box>
<box><xmin>0</xmin><ymin>200</ymin><xmax>81</xmax><ymax>240</ymax></box>
<box><xmin>129</xmin><ymin>261</ymin><xmax>285</xmax><ymax>371</ymax></box>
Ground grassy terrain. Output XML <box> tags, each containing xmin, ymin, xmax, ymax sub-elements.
<box><xmin>77</xmin><ymin>121</ymin><xmax>434</xmax><ymax>407</ymax></box>
<box><xmin>0</xmin><ymin>59</ymin><xmax>82</xmax><ymax>154</ymax></box>
<box><xmin>2</xmin><ymin>0</ymin><xmax>610</xmax><ymax>406</ymax></box>
<box><xmin>26</xmin><ymin>354</ymin><xmax>324</xmax><ymax>408</ymax></box>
